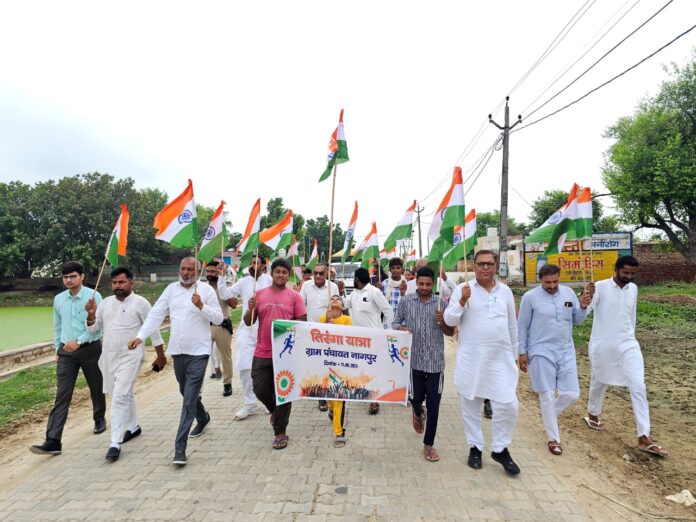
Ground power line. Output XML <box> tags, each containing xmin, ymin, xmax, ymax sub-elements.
<box><xmin>524</xmin><ymin>0</ymin><xmax>675</xmax><ymax>119</ymax></box>
<box><xmin>464</xmin><ymin>134</ymin><xmax>502</xmax><ymax>196</ymax></box>
<box><xmin>516</xmin><ymin>22</ymin><xmax>696</xmax><ymax>132</ymax></box>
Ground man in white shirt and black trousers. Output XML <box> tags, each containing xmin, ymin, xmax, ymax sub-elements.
<box><xmin>129</xmin><ymin>257</ymin><xmax>223</xmax><ymax>466</ymax></box>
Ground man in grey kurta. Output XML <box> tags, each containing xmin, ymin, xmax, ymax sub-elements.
<box><xmin>517</xmin><ymin>264</ymin><xmax>591</xmax><ymax>455</ymax></box>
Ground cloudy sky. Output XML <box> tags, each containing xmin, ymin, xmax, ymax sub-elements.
<box><xmin>1</xmin><ymin>0</ymin><xmax>693</xmax><ymax>245</ymax></box>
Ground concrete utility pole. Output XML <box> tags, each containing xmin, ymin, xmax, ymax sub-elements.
<box><xmin>415</xmin><ymin>204</ymin><xmax>424</xmax><ymax>258</ymax></box>
<box><xmin>489</xmin><ymin>97</ymin><xmax>522</xmax><ymax>278</ymax></box>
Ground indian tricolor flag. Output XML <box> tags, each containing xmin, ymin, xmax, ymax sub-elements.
<box><xmin>525</xmin><ymin>184</ymin><xmax>582</xmax><ymax>255</ymax></box>
<box><xmin>105</xmin><ymin>204</ymin><xmax>129</xmax><ymax>268</ymax></box>
<box><xmin>379</xmin><ymin>246</ymin><xmax>396</xmax><ymax>270</ymax></box>
<box><xmin>238</xmin><ymin>199</ymin><xmax>261</xmax><ymax>266</ymax></box>
<box><xmin>259</xmin><ymin>209</ymin><xmax>293</xmax><ymax>254</ymax></box>
<box><xmin>153</xmin><ymin>180</ymin><xmax>198</xmax><ymax>248</ymax></box>
<box><xmin>351</xmin><ymin>231</ymin><xmax>368</xmax><ymax>263</ymax></box>
<box><xmin>575</xmin><ymin>187</ymin><xmax>593</xmax><ymax>239</ymax></box>
<box><xmin>329</xmin><ymin>367</ymin><xmax>343</xmax><ymax>386</ymax></box>
<box><xmin>443</xmin><ymin>209</ymin><xmax>477</xmax><ymax>270</ymax></box>
<box><xmin>427</xmin><ymin>167</ymin><xmax>465</xmax><ymax>262</ymax></box>
<box><xmin>384</xmin><ymin>200</ymin><xmax>415</xmax><ymax>252</ymax></box>
<box><xmin>406</xmin><ymin>249</ymin><xmax>417</xmax><ymax>269</ymax></box>
<box><xmin>198</xmin><ymin>201</ymin><xmax>228</xmax><ymax>263</ymax></box>
<box><xmin>287</xmin><ymin>234</ymin><xmax>302</xmax><ymax>283</ymax></box>
<box><xmin>319</xmin><ymin>109</ymin><xmax>349</xmax><ymax>182</ymax></box>
<box><xmin>341</xmin><ymin>201</ymin><xmax>358</xmax><ymax>264</ymax></box>
<box><xmin>306</xmin><ymin>239</ymin><xmax>319</xmax><ymax>271</ymax></box>
<box><xmin>361</xmin><ymin>222</ymin><xmax>380</xmax><ymax>269</ymax></box>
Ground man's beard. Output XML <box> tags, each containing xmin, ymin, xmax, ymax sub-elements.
<box><xmin>249</xmin><ymin>267</ymin><xmax>257</xmax><ymax>278</ymax></box>
<box><xmin>180</xmin><ymin>275</ymin><xmax>196</xmax><ymax>284</ymax></box>
<box><xmin>114</xmin><ymin>289</ymin><xmax>131</xmax><ymax>298</ymax></box>
<box><xmin>206</xmin><ymin>276</ymin><xmax>218</xmax><ymax>284</ymax></box>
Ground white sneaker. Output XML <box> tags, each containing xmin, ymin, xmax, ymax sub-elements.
<box><xmin>234</xmin><ymin>403</ymin><xmax>261</xmax><ymax>420</ymax></box>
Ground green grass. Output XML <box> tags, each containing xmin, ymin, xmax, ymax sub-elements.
<box><xmin>0</xmin><ymin>307</ymin><xmax>54</xmax><ymax>351</ymax></box>
<box><xmin>637</xmin><ymin>280</ymin><xmax>696</xmax><ymax>297</ymax></box>
<box><xmin>0</xmin><ymin>365</ymin><xmax>86</xmax><ymax>429</ymax></box>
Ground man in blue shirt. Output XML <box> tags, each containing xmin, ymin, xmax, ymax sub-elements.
<box><xmin>30</xmin><ymin>261</ymin><xmax>106</xmax><ymax>455</ymax></box>
<box><xmin>517</xmin><ymin>263</ymin><xmax>592</xmax><ymax>456</ymax></box>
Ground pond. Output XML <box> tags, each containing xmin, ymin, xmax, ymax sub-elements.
<box><xmin>0</xmin><ymin>307</ymin><xmax>54</xmax><ymax>351</ymax></box>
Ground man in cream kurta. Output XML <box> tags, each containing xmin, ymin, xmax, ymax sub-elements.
<box><xmin>86</xmin><ymin>267</ymin><xmax>165</xmax><ymax>461</ymax></box>
<box><xmin>585</xmin><ymin>255</ymin><xmax>667</xmax><ymax>457</ymax></box>
<box><xmin>218</xmin><ymin>255</ymin><xmax>272</xmax><ymax>420</ymax></box>
<box><xmin>444</xmin><ymin>250</ymin><xmax>521</xmax><ymax>475</ymax></box>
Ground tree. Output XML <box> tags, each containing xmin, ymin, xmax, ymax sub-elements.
<box><xmin>304</xmin><ymin>216</ymin><xmax>345</xmax><ymax>262</ymax></box>
<box><xmin>476</xmin><ymin>211</ymin><xmax>528</xmax><ymax>240</ymax></box>
<box><xmin>0</xmin><ymin>181</ymin><xmax>35</xmax><ymax>277</ymax></box>
<box><xmin>527</xmin><ymin>189</ymin><xmax>618</xmax><ymax>234</ymax></box>
<box><xmin>603</xmin><ymin>54</ymin><xmax>696</xmax><ymax>264</ymax></box>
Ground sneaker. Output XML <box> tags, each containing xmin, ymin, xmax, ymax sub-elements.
<box><xmin>172</xmin><ymin>451</ymin><xmax>187</xmax><ymax>466</ymax></box>
<box><xmin>318</xmin><ymin>400</ymin><xmax>328</xmax><ymax>412</ymax></box>
<box><xmin>29</xmin><ymin>439</ymin><xmax>62</xmax><ymax>455</ymax></box>
<box><xmin>491</xmin><ymin>448</ymin><xmax>520</xmax><ymax>476</ymax></box>
<box><xmin>122</xmin><ymin>426</ymin><xmax>142</xmax><ymax>443</ymax></box>
<box><xmin>223</xmin><ymin>384</ymin><xmax>233</xmax><ymax>397</ymax></box>
<box><xmin>467</xmin><ymin>447</ymin><xmax>482</xmax><ymax>469</ymax></box>
<box><xmin>189</xmin><ymin>413</ymin><xmax>210</xmax><ymax>438</ymax></box>
<box><xmin>105</xmin><ymin>446</ymin><xmax>120</xmax><ymax>461</ymax></box>
<box><xmin>234</xmin><ymin>404</ymin><xmax>260</xmax><ymax>420</ymax></box>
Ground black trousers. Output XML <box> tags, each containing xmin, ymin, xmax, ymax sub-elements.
<box><xmin>411</xmin><ymin>369</ymin><xmax>443</xmax><ymax>447</ymax></box>
<box><xmin>46</xmin><ymin>341</ymin><xmax>106</xmax><ymax>442</ymax></box>
<box><xmin>251</xmin><ymin>356</ymin><xmax>291</xmax><ymax>436</ymax></box>
<box><xmin>172</xmin><ymin>354</ymin><xmax>209</xmax><ymax>453</ymax></box>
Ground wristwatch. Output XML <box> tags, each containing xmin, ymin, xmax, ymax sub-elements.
<box><xmin>75</xmin><ymin>339</ymin><xmax>82</xmax><ymax>347</ymax></box>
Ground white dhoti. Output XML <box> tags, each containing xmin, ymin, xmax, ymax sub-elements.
<box><xmin>235</xmin><ymin>323</ymin><xmax>260</xmax><ymax>406</ymax></box>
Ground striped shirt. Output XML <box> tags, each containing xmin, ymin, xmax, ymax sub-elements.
<box><xmin>392</xmin><ymin>292</ymin><xmax>449</xmax><ymax>373</ymax></box>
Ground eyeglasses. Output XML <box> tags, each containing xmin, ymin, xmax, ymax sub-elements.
<box><xmin>313</xmin><ymin>271</ymin><xmax>325</xmax><ymax>276</ymax></box>
<box><xmin>62</xmin><ymin>274</ymin><xmax>80</xmax><ymax>280</ymax></box>
<box><xmin>475</xmin><ymin>262</ymin><xmax>496</xmax><ymax>268</ymax></box>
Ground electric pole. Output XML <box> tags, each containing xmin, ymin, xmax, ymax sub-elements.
<box><xmin>415</xmin><ymin>204</ymin><xmax>424</xmax><ymax>258</ymax></box>
<box><xmin>489</xmin><ymin>97</ymin><xmax>522</xmax><ymax>279</ymax></box>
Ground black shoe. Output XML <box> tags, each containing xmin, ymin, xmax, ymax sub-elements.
<box><xmin>491</xmin><ymin>448</ymin><xmax>520</xmax><ymax>476</ymax></box>
<box><xmin>172</xmin><ymin>451</ymin><xmax>187</xmax><ymax>466</ymax></box>
<box><xmin>122</xmin><ymin>426</ymin><xmax>142</xmax><ymax>443</ymax></box>
<box><xmin>29</xmin><ymin>439</ymin><xmax>62</xmax><ymax>455</ymax></box>
<box><xmin>318</xmin><ymin>400</ymin><xmax>328</xmax><ymax>412</ymax></box>
<box><xmin>189</xmin><ymin>413</ymin><xmax>210</xmax><ymax>438</ymax></box>
<box><xmin>94</xmin><ymin>418</ymin><xmax>107</xmax><ymax>434</ymax></box>
<box><xmin>483</xmin><ymin>399</ymin><xmax>493</xmax><ymax>419</ymax></box>
<box><xmin>467</xmin><ymin>447</ymin><xmax>482</xmax><ymax>469</ymax></box>
<box><xmin>223</xmin><ymin>384</ymin><xmax>232</xmax><ymax>397</ymax></box>
<box><xmin>105</xmin><ymin>446</ymin><xmax>120</xmax><ymax>461</ymax></box>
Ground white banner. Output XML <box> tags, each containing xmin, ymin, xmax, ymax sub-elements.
<box><xmin>271</xmin><ymin>320</ymin><xmax>412</xmax><ymax>406</ymax></box>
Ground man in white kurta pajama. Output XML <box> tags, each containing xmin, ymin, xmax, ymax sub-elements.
<box><xmin>585</xmin><ymin>255</ymin><xmax>667</xmax><ymax>457</ymax></box>
<box><xmin>444</xmin><ymin>250</ymin><xmax>521</xmax><ymax>475</ymax></box>
<box><xmin>86</xmin><ymin>267</ymin><xmax>165</xmax><ymax>462</ymax></box>
<box><xmin>517</xmin><ymin>264</ymin><xmax>591</xmax><ymax>455</ymax></box>
<box><xmin>219</xmin><ymin>255</ymin><xmax>272</xmax><ymax>420</ymax></box>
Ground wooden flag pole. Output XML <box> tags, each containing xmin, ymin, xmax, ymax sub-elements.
<box><xmin>578</xmin><ymin>240</ymin><xmax>587</xmax><ymax>284</ymax></box>
<box><xmin>589</xmin><ymin>239</ymin><xmax>595</xmax><ymax>283</ymax></box>
<box><xmin>194</xmin><ymin>243</ymin><xmax>199</xmax><ymax>290</ymax></box>
<box><xmin>327</xmin><ymin>162</ymin><xmax>339</xmax><ymax>307</ymax></box>
<box><xmin>92</xmin><ymin>256</ymin><xmax>109</xmax><ymax>299</ymax></box>
<box><xmin>250</xmin><ymin>246</ymin><xmax>260</xmax><ymax>325</ymax></box>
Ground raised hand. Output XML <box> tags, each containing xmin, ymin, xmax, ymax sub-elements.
<box><xmin>459</xmin><ymin>284</ymin><xmax>471</xmax><ymax>306</ymax></box>
<box><xmin>191</xmin><ymin>291</ymin><xmax>203</xmax><ymax>310</ymax></box>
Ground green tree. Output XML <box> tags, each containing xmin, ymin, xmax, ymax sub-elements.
<box><xmin>0</xmin><ymin>181</ymin><xmax>35</xmax><ymax>277</ymax></box>
<box><xmin>305</xmin><ymin>216</ymin><xmax>345</xmax><ymax>262</ymax></box>
<box><xmin>256</xmin><ymin>197</ymin><xmax>305</xmax><ymax>259</ymax></box>
<box><xmin>476</xmin><ymin>210</ymin><xmax>528</xmax><ymax>240</ymax></box>
<box><xmin>527</xmin><ymin>189</ymin><xmax>617</xmax><ymax>233</ymax></box>
<box><xmin>603</xmin><ymin>54</ymin><xmax>696</xmax><ymax>264</ymax></box>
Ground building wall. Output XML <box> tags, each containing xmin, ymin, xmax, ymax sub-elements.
<box><xmin>633</xmin><ymin>242</ymin><xmax>696</xmax><ymax>285</ymax></box>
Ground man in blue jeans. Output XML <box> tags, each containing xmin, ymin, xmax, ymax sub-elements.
<box><xmin>129</xmin><ymin>257</ymin><xmax>222</xmax><ymax>466</ymax></box>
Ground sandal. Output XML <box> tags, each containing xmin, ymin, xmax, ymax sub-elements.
<box><xmin>548</xmin><ymin>441</ymin><xmax>563</xmax><ymax>455</ymax></box>
<box><xmin>412</xmin><ymin>411</ymin><xmax>425</xmax><ymax>434</ymax></box>
<box><xmin>334</xmin><ymin>436</ymin><xmax>346</xmax><ymax>448</ymax></box>
<box><xmin>583</xmin><ymin>416</ymin><xmax>605</xmax><ymax>431</ymax></box>
<box><xmin>423</xmin><ymin>446</ymin><xmax>440</xmax><ymax>462</ymax></box>
<box><xmin>637</xmin><ymin>444</ymin><xmax>668</xmax><ymax>458</ymax></box>
<box><xmin>272</xmin><ymin>434</ymin><xmax>289</xmax><ymax>450</ymax></box>
<box><xmin>368</xmin><ymin>403</ymin><xmax>379</xmax><ymax>415</ymax></box>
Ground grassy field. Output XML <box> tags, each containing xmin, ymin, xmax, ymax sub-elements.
<box><xmin>0</xmin><ymin>307</ymin><xmax>54</xmax><ymax>351</ymax></box>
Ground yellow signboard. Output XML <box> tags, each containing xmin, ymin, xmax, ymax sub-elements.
<box><xmin>524</xmin><ymin>250</ymin><xmax>618</xmax><ymax>285</ymax></box>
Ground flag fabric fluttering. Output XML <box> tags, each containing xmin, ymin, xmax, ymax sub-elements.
<box><xmin>306</xmin><ymin>239</ymin><xmax>319</xmax><ymax>271</ymax></box>
<box><xmin>259</xmin><ymin>209</ymin><xmax>294</xmax><ymax>254</ymax></box>
<box><xmin>237</xmin><ymin>199</ymin><xmax>261</xmax><ymax>266</ymax></box>
<box><xmin>106</xmin><ymin>204</ymin><xmax>129</xmax><ymax>268</ymax></box>
<box><xmin>341</xmin><ymin>201</ymin><xmax>358</xmax><ymax>265</ymax></box>
<box><xmin>443</xmin><ymin>209</ymin><xmax>477</xmax><ymax>270</ymax></box>
<box><xmin>319</xmin><ymin>109</ymin><xmax>349</xmax><ymax>182</ymax></box>
<box><xmin>287</xmin><ymin>234</ymin><xmax>302</xmax><ymax>283</ymax></box>
<box><xmin>406</xmin><ymin>249</ymin><xmax>417</xmax><ymax>269</ymax></box>
<box><xmin>383</xmin><ymin>200</ymin><xmax>415</xmax><ymax>252</ymax></box>
<box><xmin>198</xmin><ymin>201</ymin><xmax>228</xmax><ymax>263</ymax></box>
<box><xmin>361</xmin><ymin>223</ymin><xmax>380</xmax><ymax>269</ymax></box>
<box><xmin>575</xmin><ymin>187</ymin><xmax>593</xmax><ymax>239</ymax></box>
<box><xmin>427</xmin><ymin>167</ymin><xmax>465</xmax><ymax>262</ymax></box>
<box><xmin>153</xmin><ymin>180</ymin><xmax>198</xmax><ymax>248</ymax></box>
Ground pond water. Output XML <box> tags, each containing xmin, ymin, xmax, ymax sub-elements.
<box><xmin>0</xmin><ymin>307</ymin><xmax>54</xmax><ymax>351</ymax></box>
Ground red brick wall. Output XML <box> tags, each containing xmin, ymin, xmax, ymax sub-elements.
<box><xmin>633</xmin><ymin>242</ymin><xmax>696</xmax><ymax>285</ymax></box>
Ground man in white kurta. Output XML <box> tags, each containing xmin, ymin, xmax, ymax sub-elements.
<box><xmin>444</xmin><ymin>250</ymin><xmax>521</xmax><ymax>475</ymax></box>
<box><xmin>218</xmin><ymin>255</ymin><xmax>272</xmax><ymax>420</ymax></box>
<box><xmin>517</xmin><ymin>264</ymin><xmax>591</xmax><ymax>455</ymax></box>
<box><xmin>86</xmin><ymin>267</ymin><xmax>165</xmax><ymax>461</ymax></box>
<box><xmin>585</xmin><ymin>255</ymin><xmax>667</xmax><ymax>457</ymax></box>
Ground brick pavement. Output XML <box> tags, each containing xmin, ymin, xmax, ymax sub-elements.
<box><xmin>0</xmin><ymin>339</ymin><xmax>643</xmax><ymax>521</ymax></box>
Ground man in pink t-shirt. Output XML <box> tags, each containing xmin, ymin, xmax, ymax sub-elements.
<box><xmin>245</xmin><ymin>258</ymin><xmax>307</xmax><ymax>450</ymax></box>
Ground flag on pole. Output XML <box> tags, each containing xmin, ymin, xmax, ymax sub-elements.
<box><xmin>287</xmin><ymin>234</ymin><xmax>302</xmax><ymax>283</ymax></box>
<box><xmin>406</xmin><ymin>249</ymin><xmax>417</xmax><ymax>269</ymax></box>
<box><xmin>379</xmin><ymin>246</ymin><xmax>396</xmax><ymax>270</ymax></box>
<box><xmin>361</xmin><ymin>222</ymin><xmax>379</xmax><ymax>269</ymax></box>
<box><xmin>443</xmin><ymin>209</ymin><xmax>477</xmax><ymax>269</ymax></box>
<box><xmin>306</xmin><ymin>239</ymin><xmax>319</xmax><ymax>271</ymax></box>
<box><xmin>575</xmin><ymin>187</ymin><xmax>593</xmax><ymax>239</ymax></box>
<box><xmin>198</xmin><ymin>201</ymin><xmax>228</xmax><ymax>263</ymax></box>
<box><xmin>153</xmin><ymin>179</ymin><xmax>198</xmax><ymax>248</ymax></box>
<box><xmin>105</xmin><ymin>203</ymin><xmax>129</xmax><ymax>268</ymax></box>
<box><xmin>259</xmin><ymin>209</ymin><xmax>294</xmax><ymax>254</ymax></box>
<box><xmin>427</xmin><ymin>167</ymin><xmax>465</xmax><ymax>262</ymax></box>
<box><xmin>351</xmin><ymin>228</ymin><xmax>370</xmax><ymax>263</ymax></box>
<box><xmin>525</xmin><ymin>184</ymin><xmax>582</xmax><ymax>255</ymax></box>
<box><xmin>384</xmin><ymin>200</ymin><xmax>416</xmax><ymax>252</ymax></box>
<box><xmin>238</xmin><ymin>199</ymin><xmax>261</xmax><ymax>266</ymax></box>
<box><xmin>341</xmin><ymin>201</ymin><xmax>358</xmax><ymax>264</ymax></box>
<box><xmin>319</xmin><ymin>109</ymin><xmax>349</xmax><ymax>182</ymax></box>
